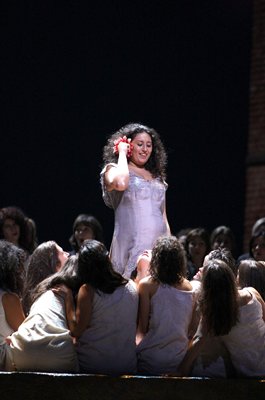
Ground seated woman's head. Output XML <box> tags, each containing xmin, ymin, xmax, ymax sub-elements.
<box><xmin>69</xmin><ymin>214</ymin><xmax>104</xmax><ymax>252</ymax></box>
<box><xmin>78</xmin><ymin>240</ymin><xmax>127</xmax><ymax>293</ymax></box>
<box><xmin>0</xmin><ymin>206</ymin><xmax>28</xmax><ymax>250</ymax></box>
<box><xmin>237</xmin><ymin>259</ymin><xmax>265</xmax><ymax>301</ymax></box>
<box><xmin>249</xmin><ymin>231</ymin><xmax>265</xmax><ymax>261</ymax></box>
<box><xmin>150</xmin><ymin>235</ymin><xmax>187</xmax><ymax>285</ymax></box>
<box><xmin>185</xmin><ymin>227</ymin><xmax>210</xmax><ymax>264</ymax></box>
<box><xmin>22</xmin><ymin>241</ymin><xmax>69</xmax><ymax>314</ymax></box>
<box><xmin>210</xmin><ymin>225</ymin><xmax>237</xmax><ymax>257</ymax></box>
<box><xmin>203</xmin><ymin>247</ymin><xmax>237</xmax><ymax>276</ymax></box>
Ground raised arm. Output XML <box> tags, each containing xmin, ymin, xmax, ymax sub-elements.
<box><xmin>104</xmin><ymin>140</ymin><xmax>130</xmax><ymax>192</ymax></box>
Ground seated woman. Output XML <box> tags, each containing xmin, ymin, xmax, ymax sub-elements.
<box><xmin>54</xmin><ymin>240</ymin><xmax>139</xmax><ymax>376</ymax></box>
<box><xmin>7</xmin><ymin>256</ymin><xmax>79</xmax><ymax>373</ymax></box>
<box><xmin>22</xmin><ymin>240</ymin><xmax>69</xmax><ymax>315</ymax></box>
<box><xmin>136</xmin><ymin>235</ymin><xmax>199</xmax><ymax>375</ymax></box>
<box><xmin>179</xmin><ymin>259</ymin><xmax>265</xmax><ymax>377</ymax></box>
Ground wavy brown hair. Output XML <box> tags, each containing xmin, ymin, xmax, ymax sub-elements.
<box><xmin>199</xmin><ymin>260</ymin><xmax>239</xmax><ymax>336</ymax></box>
<box><xmin>150</xmin><ymin>235</ymin><xmax>187</xmax><ymax>285</ymax></box>
<box><xmin>102</xmin><ymin>122</ymin><xmax>167</xmax><ymax>180</ymax></box>
<box><xmin>238</xmin><ymin>259</ymin><xmax>265</xmax><ymax>301</ymax></box>
<box><xmin>22</xmin><ymin>241</ymin><xmax>61</xmax><ymax>314</ymax></box>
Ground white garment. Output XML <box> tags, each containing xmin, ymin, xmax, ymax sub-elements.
<box><xmin>136</xmin><ymin>284</ymin><xmax>195</xmax><ymax>375</ymax></box>
<box><xmin>9</xmin><ymin>290</ymin><xmax>78</xmax><ymax>373</ymax></box>
<box><xmin>222</xmin><ymin>289</ymin><xmax>265</xmax><ymax>377</ymax></box>
<box><xmin>77</xmin><ymin>280</ymin><xmax>138</xmax><ymax>375</ymax></box>
<box><xmin>0</xmin><ymin>290</ymin><xmax>14</xmax><ymax>370</ymax></box>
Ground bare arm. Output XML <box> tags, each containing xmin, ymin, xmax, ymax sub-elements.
<box><xmin>134</xmin><ymin>250</ymin><xmax>152</xmax><ymax>285</ymax></box>
<box><xmin>178</xmin><ymin>332</ymin><xmax>207</xmax><ymax>376</ymax></box>
<box><xmin>247</xmin><ymin>287</ymin><xmax>265</xmax><ymax>322</ymax></box>
<box><xmin>187</xmin><ymin>297</ymin><xmax>200</xmax><ymax>340</ymax></box>
<box><xmin>162</xmin><ymin>201</ymin><xmax>171</xmax><ymax>235</ymax></box>
<box><xmin>53</xmin><ymin>284</ymin><xmax>93</xmax><ymax>338</ymax></box>
<box><xmin>136</xmin><ymin>279</ymin><xmax>154</xmax><ymax>345</ymax></box>
<box><xmin>2</xmin><ymin>293</ymin><xmax>25</xmax><ymax>331</ymax></box>
<box><xmin>104</xmin><ymin>141</ymin><xmax>130</xmax><ymax>192</ymax></box>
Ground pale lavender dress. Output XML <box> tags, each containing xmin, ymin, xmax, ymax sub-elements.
<box><xmin>101</xmin><ymin>165</ymin><xmax>169</xmax><ymax>278</ymax></box>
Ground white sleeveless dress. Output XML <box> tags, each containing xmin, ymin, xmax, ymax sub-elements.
<box><xmin>9</xmin><ymin>290</ymin><xmax>78</xmax><ymax>372</ymax></box>
<box><xmin>101</xmin><ymin>165</ymin><xmax>169</xmax><ymax>278</ymax></box>
<box><xmin>76</xmin><ymin>280</ymin><xmax>138</xmax><ymax>375</ymax></box>
<box><xmin>136</xmin><ymin>284</ymin><xmax>195</xmax><ymax>375</ymax></box>
<box><xmin>221</xmin><ymin>289</ymin><xmax>265</xmax><ymax>376</ymax></box>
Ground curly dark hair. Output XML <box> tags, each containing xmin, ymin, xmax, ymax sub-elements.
<box><xmin>102</xmin><ymin>122</ymin><xmax>167</xmax><ymax>180</ymax></box>
<box><xmin>78</xmin><ymin>240</ymin><xmax>128</xmax><ymax>294</ymax></box>
<box><xmin>199</xmin><ymin>260</ymin><xmax>239</xmax><ymax>336</ymax></box>
<box><xmin>0</xmin><ymin>206</ymin><xmax>32</xmax><ymax>253</ymax></box>
<box><xmin>150</xmin><ymin>235</ymin><xmax>187</xmax><ymax>285</ymax></box>
<box><xmin>0</xmin><ymin>239</ymin><xmax>25</xmax><ymax>296</ymax></box>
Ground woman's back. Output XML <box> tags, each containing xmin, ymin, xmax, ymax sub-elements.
<box><xmin>9</xmin><ymin>290</ymin><xmax>78</xmax><ymax>373</ymax></box>
<box><xmin>137</xmin><ymin>284</ymin><xmax>195</xmax><ymax>375</ymax></box>
<box><xmin>77</xmin><ymin>280</ymin><xmax>138</xmax><ymax>375</ymax></box>
<box><xmin>222</xmin><ymin>288</ymin><xmax>265</xmax><ymax>376</ymax></box>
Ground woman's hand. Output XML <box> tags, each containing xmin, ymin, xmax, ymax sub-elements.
<box><xmin>52</xmin><ymin>284</ymin><xmax>72</xmax><ymax>300</ymax></box>
<box><xmin>113</xmin><ymin>136</ymin><xmax>133</xmax><ymax>158</ymax></box>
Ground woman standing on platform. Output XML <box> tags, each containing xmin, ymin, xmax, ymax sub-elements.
<box><xmin>101</xmin><ymin>122</ymin><xmax>170</xmax><ymax>279</ymax></box>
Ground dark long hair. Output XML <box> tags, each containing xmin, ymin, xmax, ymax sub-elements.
<box><xmin>102</xmin><ymin>123</ymin><xmax>167</xmax><ymax>180</ymax></box>
<box><xmin>199</xmin><ymin>260</ymin><xmax>239</xmax><ymax>336</ymax></box>
<box><xmin>78</xmin><ymin>240</ymin><xmax>128</xmax><ymax>294</ymax></box>
<box><xmin>150</xmin><ymin>235</ymin><xmax>187</xmax><ymax>285</ymax></box>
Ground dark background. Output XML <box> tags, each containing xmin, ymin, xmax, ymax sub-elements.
<box><xmin>2</xmin><ymin>1</ymin><xmax>253</xmax><ymax>256</ymax></box>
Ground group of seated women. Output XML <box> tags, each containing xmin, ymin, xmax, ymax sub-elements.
<box><xmin>1</xmin><ymin>225</ymin><xmax>265</xmax><ymax>377</ymax></box>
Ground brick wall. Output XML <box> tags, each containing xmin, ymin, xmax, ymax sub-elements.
<box><xmin>244</xmin><ymin>0</ymin><xmax>265</xmax><ymax>251</ymax></box>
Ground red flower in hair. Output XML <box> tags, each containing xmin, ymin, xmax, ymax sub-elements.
<box><xmin>113</xmin><ymin>136</ymin><xmax>134</xmax><ymax>158</ymax></box>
